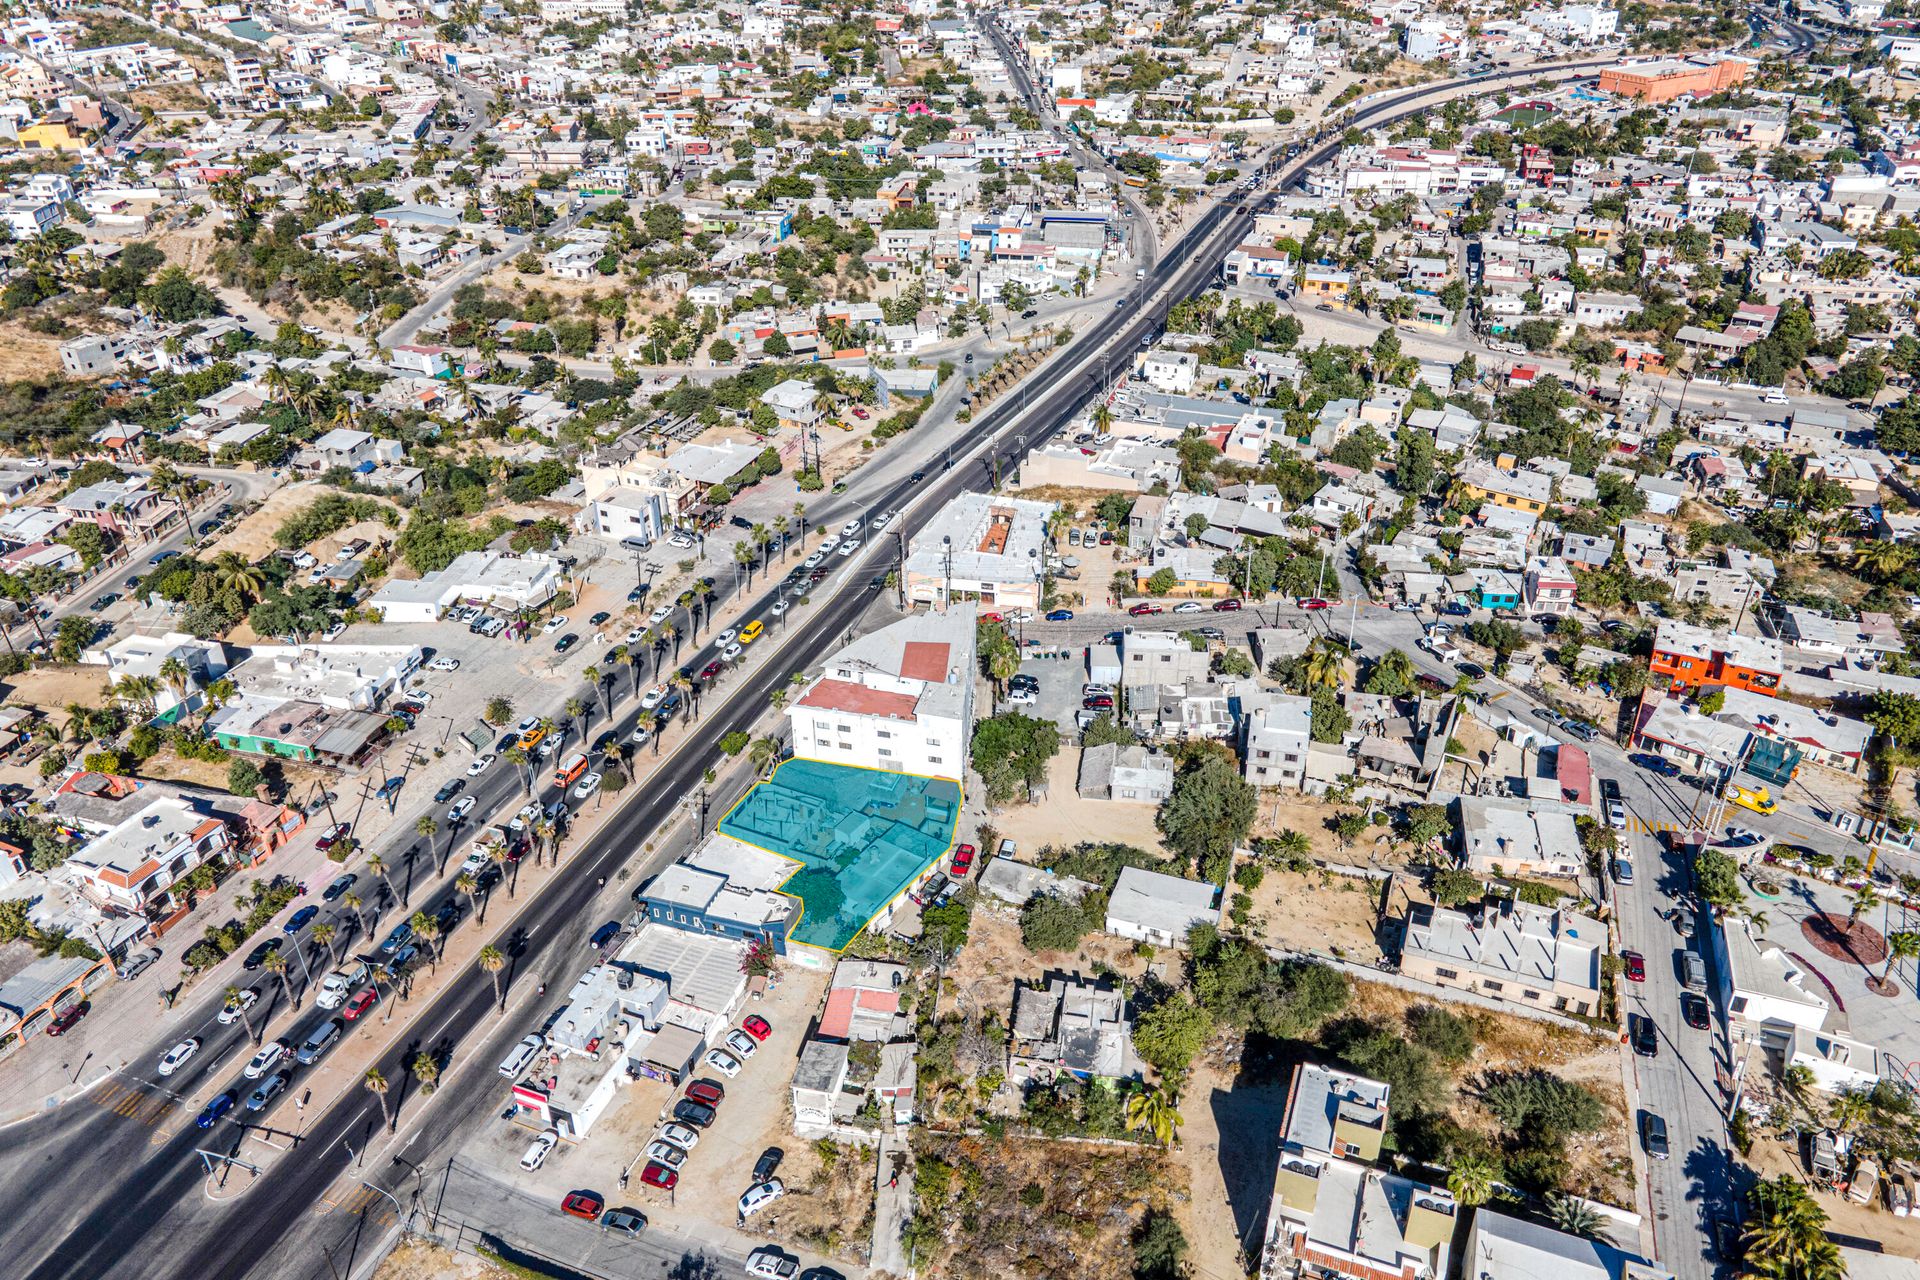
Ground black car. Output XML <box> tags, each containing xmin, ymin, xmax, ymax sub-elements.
<box><xmin>242</xmin><ymin>938</ymin><xmax>283</xmax><ymax>971</ymax></box>
<box><xmin>1680</xmin><ymin>993</ymin><xmax>1710</xmax><ymax>1030</ymax></box>
<box><xmin>1641</xmin><ymin>1111</ymin><xmax>1669</xmax><ymax>1160</ymax></box>
<box><xmin>753</xmin><ymin>1147</ymin><xmax>784</xmax><ymax>1183</ymax></box>
<box><xmin>434</xmin><ymin>779</ymin><xmax>466</xmax><ymax>803</ymax></box>
<box><xmin>1630</xmin><ymin>1014</ymin><xmax>1658</xmax><ymax>1058</ymax></box>
<box><xmin>673</xmin><ymin>1099</ymin><xmax>717</xmax><ymax>1128</ymax></box>
<box><xmin>433</xmin><ymin>900</ymin><xmax>462</xmax><ymax>932</ymax></box>
<box><xmin>589</xmin><ymin>611</ymin><xmax>611</xmax><ymax>625</ymax></box>
<box><xmin>321</xmin><ymin>873</ymin><xmax>358</xmax><ymax>902</ymax></box>
<box><xmin>554</xmin><ymin>633</ymin><xmax>579</xmax><ymax>654</ymax></box>
<box><xmin>1455</xmin><ymin>662</ymin><xmax>1487</xmax><ymax>680</ymax></box>
<box><xmin>89</xmin><ymin>593</ymin><xmax>120</xmax><ymax>612</ymax></box>
<box><xmin>497</xmin><ymin>732</ymin><xmax>518</xmax><ymax>753</ymax></box>
<box><xmin>593</xmin><ymin>732</ymin><xmax>619</xmax><ymax>754</ymax></box>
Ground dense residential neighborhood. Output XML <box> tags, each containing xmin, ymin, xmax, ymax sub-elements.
<box><xmin>0</xmin><ymin>0</ymin><xmax>1919</xmax><ymax>1279</ymax></box>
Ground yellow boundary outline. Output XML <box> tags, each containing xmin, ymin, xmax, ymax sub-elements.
<box><xmin>714</xmin><ymin>756</ymin><xmax>964</xmax><ymax>954</ymax></box>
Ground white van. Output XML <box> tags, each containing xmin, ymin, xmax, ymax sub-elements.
<box><xmin>499</xmin><ymin>1033</ymin><xmax>545</xmax><ymax>1079</ymax></box>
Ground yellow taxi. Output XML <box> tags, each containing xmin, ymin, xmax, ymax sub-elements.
<box><xmin>740</xmin><ymin>620</ymin><xmax>764</xmax><ymax>644</ymax></box>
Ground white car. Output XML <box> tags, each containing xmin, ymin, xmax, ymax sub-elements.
<box><xmin>217</xmin><ymin>989</ymin><xmax>258</xmax><ymax>1025</ymax></box>
<box><xmin>1006</xmin><ymin>688</ymin><xmax>1038</xmax><ymax>706</ymax></box>
<box><xmin>401</xmin><ymin>686</ymin><xmax>433</xmax><ymax>705</ymax></box>
<box><xmin>1083</xmin><ymin>683</ymin><xmax>1114</xmax><ymax>698</ymax></box>
<box><xmin>818</xmin><ymin>538</ymin><xmax>840</xmax><ymax>557</ymax></box>
<box><xmin>448</xmin><ymin>796</ymin><xmax>477</xmax><ymax>823</ymax></box>
<box><xmin>645</xmin><ymin>1140</ymin><xmax>688</xmax><ymax>1169</ymax></box>
<box><xmin>157</xmin><ymin>1038</ymin><xmax>201</xmax><ymax>1077</ymax></box>
<box><xmin>725</xmin><ymin>1029</ymin><xmax>758</xmax><ymax>1059</ymax></box>
<box><xmin>841</xmin><ymin>519</ymin><xmax>863</xmax><ymax>537</ymax></box>
<box><xmin>803</xmin><ymin>553</ymin><xmax>825</xmax><ymax>569</ymax></box>
<box><xmin>243</xmin><ymin>1041</ymin><xmax>287</xmax><ymax>1079</ymax></box>
<box><xmin>573</xmin><ymin>772</ymin><xmax>602</xmax><ymax>800</ymax></box>
<box><xmin>704</xmin><ymin>1048</ymin><xmax>743</xmax><ymax>1077</ymax></box>
<box><xmin>745</xmin><ymin>1248</ymin><xmax>798</xmax><ymax>1280</ymax></box>
<box><xmin>535</xmin><ymin>737</ymin><xmax>560</xmax><ymax>761</ymax></box>
<box><xmin>872</xmin><ymin>511</ymin><xmax>895</xmax><ymax>530</ymax></box>
<box><xmin>648</xmin><ymin>605</ymin><xmax>673</xmax><ymax>625</ymax></box>
<box><xmin>428</xmin><ymin>657</ymin><xmax>460</xmax><ymax>672</ymax></box>
<box><xmin>519</xmin><ymin>1129</ymin><xmax>559</xmax><ymax>1172</ymax></box>
<box><xmin>770</xmin><ymin>600</ymin><xmax>788</xmax><ymax>616</ymax></box>
<box><xmin>624</xmin><ymin>627</ymin><xmax>647</xmax><ymax>645</ymax></box>
<box><xmin>838</xmin><ymin>540</ymin><xmax>860</xmax><ymax>557</ymax></box>
<box><xmin>722</xmin><ymin>643</ymin><xmax>743</xmax><ymax>662</ymax></box>
<box><xmin>541</xmin><ymin>615</ymin><xmax>568</xmax><ymax>634</ymax></box>
<box><xmin>717</xmin><ymin>628</ymin><xmax>738</xmax><ymax>647</ymax></box>
<box><xmin>1005</xmin><ymin>609</ymin><xmax>1032</xmax><ymax>623</ymax></box>
<box><xmin>738</xmin><ymin>1178</ymin><xmax>786</xmax><ymax>1219</ymax></box>
<box><xmin>641</xmin><ymin>685</ymin><xmax>667</xmax><ymax>710</ymax></box>
<box><xmin>467</xmin><ymin>753</ymin><xmax>496</xmax><ymax>777</ymax></box>
<box><xmin>1173</xmin><ymin>601</ymin><xmax>1205</xmax><ymax>614</ymax></box>
<box><xmin>660</xmin><ymin>1122</ymin><xmax>701</xmax><ymax>1149</ymax></box>
<box><xmin>516</xmin><ymin>716</ymin><xmax>542</xmax><ymax>735</ymax></box>
<box><xmin>630</xmin><ymin>724</ymin><xmax>651</xmax><ymax>745</ymax></box>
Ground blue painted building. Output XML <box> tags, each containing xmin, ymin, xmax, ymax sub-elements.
<box><xmin>632</xmin><ymin>849</ymin><xmax>798</xmax><ymax>955</ymax></box>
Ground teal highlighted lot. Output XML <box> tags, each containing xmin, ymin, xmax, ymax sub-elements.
<box><xmin>718</xmin><ymin>759</ymin><xmax>961</xmax><ymax>951</ymax></box>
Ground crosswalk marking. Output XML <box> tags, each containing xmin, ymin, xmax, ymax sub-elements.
<box><xmin>316</xmin><ymin>1186</ymin><xmax>394</xmax><ymax>1227</ymax></box>
<box><xmin>88</xmin><ymin>1081</ymin><xmax>180</xmax><ymax>1128</ymax></box>
<box><xmin>1625</xmin><ymin>815</ymin><xmax>1686</xmax><ymax>836</ymax></box>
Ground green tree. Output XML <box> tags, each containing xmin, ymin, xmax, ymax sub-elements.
<box><xmin>1430</xmin><ymin>869</ymin><xmax>1485</xmax><ymax>906</ymax></box>
<box><xmin>1157</xmin><ymin>754</ymin><xmax>1256</xmax><ymax>883</ymax></box>
<box><xmin>1132</xmin><ymin>994</ymin><xmax>1214</xmax><ymax>1078</ymax></box>
<box><xmin>970</xmin><ymin>713</ymin><xmax>1060</xmax><ymax>805</ymax></box>
<box><xmin>227</xmin><ymin>757</ymin><xmax>266</xmax><ymax>796</ymax></box>
<box><xmin>1123</xmin><ymin>1086</ymin><xmax>1184</xmax><ymax>1144</ymax></box>
<box><xmin>1020</xmin><ymin>893</ymin><xmax>1093</xmax><ymax>952</ymax></box>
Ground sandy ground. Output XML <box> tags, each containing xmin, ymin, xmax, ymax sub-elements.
<box><xmin>369</xmin><ymin>1239</ymin><xmax>502</xmax><ymax>1280</ymax></box>
<box><xmin>1177</xmin><ymin>1061</ymin><xmax>1291</xmax><ymax>1280</ymax></box>
<box><xmin>200</xmin><ymin>480</ymin><xmax>331</xmax><ymax>562</ymax></box>
<box><xmin>0</xmin><ymin>322</ymin><xmax>67</xmax><ymax>381</ymax></box>
<box><xmin>1242</xmin><ymin>864</ymin><xmax>1384</xmax><ymax>961</ymax></box>
<box><xmin>2</xmin><ymin>664</ymin><xmax>115</xmax><ymax>716</ymax></box>
<box><xmin>990</xmin><ymin>752</ymin><xmax>1167</xmax><ymax>854</ymax></box>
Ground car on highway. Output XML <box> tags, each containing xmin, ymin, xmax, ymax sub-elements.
<box><xmin>561</xmin><ymin>1191</ymin><xmax>603</xmax><ymax>1219</ymax></box>
<box><xmin>1296</xmin><ymin>597</ymin><xmax>1332</xmax><ymax>610</ymax></box>
<box><xmin>244</xmin><ymin>1040</ymin><xmax>289</xmax><ymax>1079</ymax></box>
<box><xmin>157</xmin><ymin>1038</ymin><xmax>201</xmax><ymax>1077</ymax></box>
<box><xmin>242</xmin><ymin>938</ymin><xmax>282</xmax><ymax>971</ymax></box>
<box><xmin>520</xmin><ymin>1129</ymin><xmax>560</xmax><ymax>1172</ymax></box>
<box><xmin>704</xmin><ymin>1048</ymin><xmax>742</xmax><ymax>1077</ymax></box>
<box><xmin>747</xmin><ymin>1249</ymin><xmax>799</xmax><ymax>1280</ymax></box>
<box><xmin>722</xmin><ymin>641</ymin><xmax>743</xmax><ymax>662</ymax></box>
<box><xmin>602</xmin><ymin>1207</ymin><xmax>647</xmax><ymax>1236</ymax></box>
<box><xmin>283</xmin><ymin>904</ymin><xmax>319</xmax><ymax>935</ymax></box>
<box><xmin>315</xmin><ymin>823</ymin><xmax>350</xmax><ymax>851</ymax></box>
<box><xmin>90</xmin><ymin>593</ymin><xmax>120</xmax><ymax>612</ymax></box>
<box><xmin>573</xmin><ymin>772</ymin><xmax>602</xmax><ymax>800</ymax></box>
<box><xmin>1622</xmin><ymin>951</ymin><xmax>1645</xmax><ymax>983</ymax></box>
<box><xmin>448</xmin><ymin>796</ymin><xmax>476</xmax><ymax>823</ymax></box>
<box><xmin>1725</xmin><ymin>784</ymin><xmax>1777</xmax><ymax>815</ymax></box>
<box><xmin>740</xmin><ymin>1179</ymin><xmax>786</xmax><ymax>1219</ymax></box>
<box><xmin>378</xmin><ymin>922</ymin><xmax>414</xmax><ymax>956</ymax></box>
<box><xmin>342</xmin><ymin>987</ymin><xmax>379</xmax><ymax>1020</ymax></box>
<box><xmin>741</xmin><ymin>620</ymin><xmax>764</xmax><ymax>643</ymax></box>
<box><xmin>1629</xmin><ymin>752</ymin><xmax>1682</xmax><ymax>777</ymax></box>
<box><xmin>700</xmin><ymin>660</ymin><xmax>723</xmax><ymax>681</ymax></box>
<box><xmin>218</xmin><ymin>988</ymin><xmax>259</xmax><ymax>1024</ymax></box>
<box><xmin>640</xmin><ymin>1162</ymin><xmax>678</xmax><ymax>1190</ymax></box>
<box><xmin>196</xmin><ymin>1091</ymin><xmax>238</xmax><ymax>1129</ymax></box>
<box><xmin>467</xmin><ymin>753</ymin><xmax>496</xmax><ymax>777</ymax></box>
<box><xmin>1045</xmin><ymin>609</ymin><xmax>1074</xmax><ymax>621</ymax></box>
<box><xmin>245</xmin><ymin>1071</ymin><xmax>290</xmax><ymax>1112</ymax></box>
<box><xmin>1629</xmin><ymin>1014</ymin><xmax>1658</xmax><ymax>1058</ymax></box>
<box><xmin>322</xmin><ymin>873</ymin><xmax>358</xmax><ymax>902</ymax></box>
<box><xmin>434</xmin><ymin>778</ymin><xmax>465</xmax><ymax>804</ymax></box>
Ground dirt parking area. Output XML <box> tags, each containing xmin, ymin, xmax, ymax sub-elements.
<box><xmin>201</xmin><ymin>481</ymin><xmax>329</xmax><ymax>562</ymax></box>
<box><xmin>1</xmin><ymin>663</ymin><xmax>113</xmax><ymax>716</ymax></box>
<box><xmin>1241</xmin><ymin>863</ymin><xmax>1385</xmax><ymax>962</ymax></box>
<box><xmin>990</xmin><ymin>752</ymin><xmax>1167</xmax><ymax>855</ymax></box>
<box><xmin>1178</xmin><ymin>1061</ymin><xmax>1291</xmax><ymax>1280</ymax></box>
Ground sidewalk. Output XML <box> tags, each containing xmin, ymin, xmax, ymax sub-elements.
<box><xmin>871</xmin><ymin>1130</ymin><xmax>912</xmax><ymax>1277</ymax></box>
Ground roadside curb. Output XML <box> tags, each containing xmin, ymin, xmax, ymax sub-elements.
<box><xmin>0</xmin><ymin>1064</ymin><xmax>119</xmax><ymax>1130</ymax></box>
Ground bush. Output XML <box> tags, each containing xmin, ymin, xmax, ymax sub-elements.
<box><xmin>1429</xmin><ymin>868</ymin><xmax>1485</xmax><ymax>906</ymax></box>
<box><xmin>227</xmin><ymin>758</ymin><xmax>266</xmax><ymax>797</ymax></box>
<box><xmin>718</xmin><ymin>731</ymin><xmax>749</xmax><ymax>756</ymax></box>
<box><xmin>1479</xmin><ymin>1070</ymin><xmax>1607</xmax><ymax>1139</ymax></box>
<box><xmin>1020</xmin><ymin>892</ymin><xmax>1093</xmax><ymax>952</ymax></box>
<box><xmin>1133</xmin><ymin>1210</ymin><xmax>1190</xmax><ymax>1280</ymax></box>
<box><xmin>1406</xmin><ymin>1004</ymin><xmax>1477</xmax><ymax>1063</ymax></box>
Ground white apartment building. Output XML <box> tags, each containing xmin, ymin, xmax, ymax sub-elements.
<box><xmin>68</xmin><ymin>797</ymin><xmax>233</xmax><ymax>916</ymax></box>
<box><xmin>786</xmin><ymin>607</ymin><xmax>978</xmax><ymax>781</ymax></box>
<box><xmin>1242</xmin><ymin>694</ymin><xmax>1312</xmax><ymax>790</ymax></box>
<box><xmin>902</xmin><ymin>493</ymin><xmax>1056</xmax><ymax>609</ymax></box>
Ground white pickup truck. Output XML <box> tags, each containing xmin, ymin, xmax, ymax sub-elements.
<box><xmin>315</xmin><ymin>960</ymin><xmax>371</xmax><ymax>1009</ymax></box>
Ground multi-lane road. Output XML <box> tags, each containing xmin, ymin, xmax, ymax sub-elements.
<box><xmin>3</xmin><ymin>52</ymin><xmax>1684</xmax><ymax>1280</ymax></box>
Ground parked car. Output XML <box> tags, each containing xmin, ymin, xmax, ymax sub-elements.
<box><xmin>747</xmin><ymin>1249</ymin><xmax>799</xmax><ymax>1280</ymax></box>
<box><xmin>315</xmin><ymin>823</ymin><xmax>350</xmax><ymax>851</ymax></box>
<box><xmin>1629</xmin><ymin>752</ymin><xmax>1681</xmax><ymax>777</ymax></box>
<box><xmin>1212</xmin><ymin>598</ymin><xmax>1243</xmax><ymax>612</ymax></box>
<box><xmin>752</xmin><ymin>1147</ymin><xmax>784</xmax><ymax>1183</ymax></box>
<box><xmin>704</xmin><ymin>1048</ymin><xmax>742</xmax><ymax>1078</ymax></box>
<box><xmin>601</xmin><ymin>1208</ymin><xmax>647</xmax><ymax>1236</ymax></box>
<box><xmin>951</xmin><ymin>843</ymin><xmax>976</xmax><ymax>877</ymax></box>
<box><xmin>520</xmin><ymin>1129</ymin><xmax>560</xmax><ymax>1172</ymax></box>
<box><xmin>740</xmin><ymin>1178</ymin><xmax>787</xmax><ymax>1219</ymax></box>
<box><xmin>660</xmin><ymin>1122</ymin><xmax>701</xmax><ymax>1149</ymax></box>
<box><xmin>725</xmin><ymin>1029</ymin><xmax>758</xmax><ymax>1059</ymax></box>
<box><xmin>1045</xmin><ymin>609</ymin><xmax>1074</xmax><ymax>621</ymax></box>
<box><xmin>1681</xmin><ymin>993</ymin><xmax>1711</xmax><ymax>1030</ymax></box>
<box><xmin>742</xmin><ymin>1015</ymin><xmax>772</xmax><ymax>1042</ymax></box>
<box><xmin>1622</xmin><ymin>950</ymin><xmax>1645</xmax><ymax>983</ymax></box>
<box><xmin>674</xmin><ymin>1099</ymin><xmax>717</xmax><ymax>1128</ymax></box>
<box><xmin>686</xmin><ymin>1080</ymin><xmax>724</xmax><ymax>1106</ymax></box>
<box><xmin>46</xmin><ymin>1002</ymin><xmax>88</xmax><ymax>1036</ymax></box>
<box><xmin>1641</xmin><ymin>1111</ymin><xmax>1669</xmax><ymax>1160</ymax></box>
<box><xmin>1630</xmin><ymin>1014</ymin><xmax>1658</xmax><ymax>1058</ymax></box>
<box><xmin>1127</xmin><ymin>603</ymin><xmax>1162</xmax><ymax>616</ymax></box>
<box><xmin>640</xmin><ymin>1162</ymin><xmax>678</xmax><ymax>1191</ymax></box>
<box><xmin>561</xmin><ymin>1191</ymin><xmax>604</xmax><ymax>1219</ymax></box>
<box><xmin>644</xmin><ymin>1141</ymin><xmax>688</xmax><ymax>1169</ymax></box>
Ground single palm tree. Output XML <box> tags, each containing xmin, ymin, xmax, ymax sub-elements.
<box><xmin>264</xmin><ymin>949</ymin><xmax>295</xmax><ymax>1007</ymax></box>
<box><xmin>491</xmin><ymin>845</ymin><xmax>513</xmax><ymax>898</ymax></box>
<box><xmin>565</xmin><ymin>696</ymin><xmax>587</xmax><ymax>741</ymax></box>
<box><xmin>1123</xmin><ymin>1087</ymin><xmax>1184</xmax><ymax>1145</ymax></box>
<box><xmin>638</xmin><ymin>710</ymin><xmax>660</xmax><ymax>756</ymax></box>
<box><xmin>1741</xmin><ymin>1174</ymin><xmax>1844</xmax><ymax>1280</ymax></box>
<box><xmin>1447</xmin><ymin>1153</ymin><xmax>1495</xmax><ymax>1206</ymax></box>
<box><xmin>503</xmin><ymin>745</ymin><xmax>532</xmax><ymax>794</ymax></box>
<box><xmin>225</xmin><ymin>983</ymin><xmax>260</xmax><ymax>1045</ymax></box>
<box><xmin>212</xmin><ymin>551</ymin><xmax>266</xmax><ymax>603</ymax></box>
<box><xmin>457</xmin><ymin>871</ymin><xmax>484</xmax><ymax>925</ymax></box>
<box><xmin>411</xmin><ymin>1051</ymin><xmax>441</xmax><ymax>1095</ymax></box>
<box><xmin>748</xmin><ymin>735</ymin><xmax>782</xmax><ymax>777</ymax></box>
<box><xmin>367</xmin><ymin>852</ymin><xmax>395</xmax><ymax>908</ymax></box>
<box><xmin>364</xmin><ymin>1067</ymin><xmax>393</xmax><ymax>1132</ymax></box>
<box><xmin>312</xmin><ymin>922</ymin><xmax>339</xmax><ymax>970</ymax></box>
<box><xmin>1548</xmin><ymin>1192</ymin><xmax>1605</xmax><ymax>1236</ymax></box>
<box><xmin>1885</xmin><ymin>930</ymin><xmax>1920</xmax><ymax>985</ymax></box>
<box><xmin>1304</xmin><ymin>638</ymin><xmax>1348</xmax><ymax>689</ymax></box>
<box><xmin>417</xmin><ymin>814</ymin><xmax>441</xmax><ymax>870</ymax></box>
<box><xmin>479</xmin><ymin>944</ymin><xmax>507</xmax><ymax>1011</ymax></box>
<box><xmin>1849</xmin><ymin>883</ymin><xmax>1880</xmax><ymax>926</ymax></box>
<box><xmin>411</xmin><ymin>912</ymin><xmax>442</xmax><ymax>973</ymax></box>
<box><xmin>343</xmin><ymin>891</ymin><xmax>366</xmax><ymax>937</ymax></box>
<box><xmin>533</xmin><ymin>819</ymin><xmax>558</xmax><ymax>868</ymax></box>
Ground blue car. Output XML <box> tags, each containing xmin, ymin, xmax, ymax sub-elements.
<box><xmin>1629</xmin><ymin>752</ymin><xmax>1682</xmax><ymax>778</ymax></box>
<box><xmin>283</xmin><ymin>905</ymin><xmax>319</xmax><ymax>935</ymax></box>
<box><xmin>378</xmin><ymin>922</ymin><xmax>414</xmax><ymax>955</ymax></box>
<box><xmin>1045</xmin><ymin>609</ymin><xmax>1074</xmax><ymax>621</ymax></box>
<box><xmin>196</xmin><ymin>1090</ymin><xmax>238</xmax><ymax>1128</ymax></box>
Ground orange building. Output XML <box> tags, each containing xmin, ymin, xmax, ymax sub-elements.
<box><xmin>1598</xmin><ymin>57</ymin><xmax>1749</xmax><ymax>103</ymax></box>
<box><xmin>1648</xmin><ymin>618</ymin><xmax>1783</xmax><ymax>696</ymax></box>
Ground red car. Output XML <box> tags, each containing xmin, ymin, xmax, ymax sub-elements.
<box><xmin>1622</xmin><ymin>950</ymin><xmax>1645</xmax><ymax>983</ymax></box>
<box><xmin>315</xmin><ymin>823</ymin><xmax>351</xmax><ymax>851</ymax></box>
<box><xmin>1128</xmin><ymin>603</ymin><xmax>1162</xmax><ymax>616</ymax></box>
<box><xmin>45</xmin><ymin>1002</ymin><xmax>89</xmax><ymax>1036</ymax></box>
<box><xmin>342</xmin><ymin>987</ymin><xmax>379</xmax><ymax>1020</ymax></box>
<box><xmin>1212</xmin><ymin>598</ymin><xmax>1243</xmax><ymax>612</ymax></box>
<box><xmin>562</xmin><ymin>1191</ymin><xmax>604</xmax><ymax>1219</ymax></box>
<box><xmin>980</xmin><ymin>612</ymin><xmax>1004</xmax><ymax>623</ymax></box>
<box><xmin>951</xmin><ymin>843</ymin><xmax>976</xmax><ymax>877</ymax></box>
<box><xmin>741</xmin><ymin>1014</ymin><xmax>772</xmax><ymax>1042</ymax></box>
<box><xmin>640</xmin><ymin>1163</ymin><xmax>678</xmax><ymax>1191</ymax></box>
<box><xmin>1083</xmin><ymin>695</ymin><xmax>1114</xmax><ymax>710</ymax></box>
<box><xmin>700</xmin><ymin>661</ymin><xmax>722</xmax><ymax>681</ymax></box>
<box><xmin>1296</xmin><ymin>598</ymin><xmax>1333</xmax><ymax>611</ymax></box>
<box><xmin>851</xmin><ymin>407</ymin><xmax>870</xmax><ymax>420</ymax></box>
<box><xmin>687</xmin><ymin>1079</ymin><xmax>725</xmax><ymax>1107</ymax></box>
